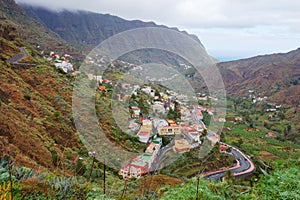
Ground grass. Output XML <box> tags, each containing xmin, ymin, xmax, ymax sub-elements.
<box><xmin>160</xmin><ymin>139</ymin><xmax>235</xmax><ymax>178</ymax></box>
<box><xmin>223</xmin><ymin>103</ymin><xmax>300</xmax><ymax>164</ymax></box>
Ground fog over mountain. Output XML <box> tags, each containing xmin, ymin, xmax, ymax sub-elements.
<box><xmin>16</xmin><ymin>0</ymin><xmax>300</xmax><ymax>60</ymax></box>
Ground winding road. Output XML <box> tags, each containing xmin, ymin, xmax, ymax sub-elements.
<box><xmin>7</xmin><ymin>47</ymin><xmax>28</xmax><ymax>63</ymax></box>
<box><xmin>203</xmin><ymin>143</ymin><xmax>255</xmax><ymax>181</ymax></box>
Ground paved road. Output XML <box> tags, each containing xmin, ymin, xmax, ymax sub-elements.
<box><xmin>207</xmin><ymin>130</ymin><xmax>215</xmax><ymax>137</ymax></box>
<box><xmin>152</xmin><ymin>138</ymin><xmax>175</xmax><ymax>171</ymax></box>
<box><xmin>191</xmin><ymin>112</ymin><xmax>206</xmax><ymax>130</ymax></box>
<box><xmin>203</xmin><ymin>145</ymin><xmax>254</xmax><ymax>181</ymax></box>
<box><xmin>7</xmin><ymin>47</ymin><xmax>28</xmax><ymax>63</ymax></box>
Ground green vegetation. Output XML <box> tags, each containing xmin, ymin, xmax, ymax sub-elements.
<box><xmin>166</xmin><ymin>106</ymin><xmax>181</xmax><ymax>121</ymax></box>
<box><xmin>202</xmin><ymin>110</ymin><xmax>212</xmax><ymax>127</ymax></box>
<box><xmin>130</xmin><ymin>89</ymin><xmax>152</xmax><ymax>116</ymax></box>
<box><xmin>161</xmin><ymin>159</ymin><xmax>300</xmax><ymax>200</ymax></box>
<box><xmin>160</xmin><ymin>141</ymin><xmax>235</xmax><ymax>178</ymax></box>
<box><xmin>222</xmin><ymin>97</ymin><xmax>300</xmax><ymax>163</ymax></box>
<box><xmin>0</xmin><ymin>156</ymin><xmax>113</xmax><ymax>199</ymax></box>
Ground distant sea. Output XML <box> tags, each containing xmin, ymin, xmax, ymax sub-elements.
<box><xmin>215</xmin><ymin>57</ymin><xmax>240</xmax><ymax>62</ymax></box>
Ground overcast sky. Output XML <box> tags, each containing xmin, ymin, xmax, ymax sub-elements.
<box><xmin>16</xmin><ymin>0</ymin><xmax>300</xmax><ymax>61</ymax></box>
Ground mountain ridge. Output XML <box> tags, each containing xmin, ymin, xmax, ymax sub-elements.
<box><xmin>217</xmin><ymin>48</ymin><xmax>300</xmax><ymax>105</ymax></box>
<box><xmin>20</xmin><ymin>4</ymin><xmax>203</xmax><ymax>52</ymax></box>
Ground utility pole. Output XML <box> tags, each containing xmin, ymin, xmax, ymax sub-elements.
<box><xmin>196</xmin><ymin>175</ymin><xmax>200</xmax><ymax>200</ymax></box>
<box><xmin>103</xmin><ymin>160</ymin><xmax>106</xmax><ymax>194</ymax></box>
<box><xmin>9</xmin><ymin>157</ymin><xmax>13</xmax><ymax>200</ymax></box>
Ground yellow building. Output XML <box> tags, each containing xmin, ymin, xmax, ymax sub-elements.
<box><xmin>158</xmin><ymin>126</ymin><xmax>181</xmax><ymax>136</ymax></box>
<box><xmin>173</xmin><ymin>139</ymin><xmax>190</xmax><ymax>153</ymax></box>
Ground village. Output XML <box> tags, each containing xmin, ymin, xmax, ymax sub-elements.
<box><xmin>116</xmin><ymin>84</ymin><xmax>221</xmax><ymax>179</ymax></box>
<box><xmin>41</xmin><ymin>51</ymin><xmax>249</xmax><ymax>180</ymax></box>
<box><xmin>43</xmin><ymin>51</ymin><xmax>221</xmax><ymax>180</ymax></box>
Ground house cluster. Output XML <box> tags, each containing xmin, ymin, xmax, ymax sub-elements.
<box><xmin>266</xmin><ymin>104</ymin><xmax>282</xmax><ymax>112</ymax></box>
<box><xmin>157</xmin><ymin>120</ymin><xmax>181</xmax><ymax>136</ymax></box>
<box><xmin>248</xmin><ymin>90</ymin><xmax>268</xmax><ymax>104</ymax></box>
<box><xmin>137</xmin><ymin>119</ymin><xmax>153</xmax><ymax>143</ymax></box>
<box><xmin>181</xmin><ymin>105</ymin><xmax>221</xmax><ymax>147</ymax></box>
<box><xmin>174</xmin><ymin>124</ymin><xmax>201</xmax><ymax>152</ymax></box>
<box><xmin>44</xmin><ymin>51</ymin><xmax>75</xmax><ymax>73</ymax></box>
<box><xmin>86</xmin><ymin>74</ymin><xmax>112</xmax><ymax>92</ymax></box>
<box><xmin>119</xmin><ymin>136</ymin><xmax>162</xmax><ymax>179</ymax></box>
<box><xmin>179</xmin><ymin>63</ymin><xmax>192</xmax><ymax>70</ymax></box>
<box><xmin>247</xmin><ymin>90</ymin><xmax>282</xmax><ymax>111</ymax></box>
<box><xmin>130</xmin><ymin>88</ymin><xmax>208</xmax><ymax>147</ymax></box>
<box><xmin>136</xmin><ymin>107</ymin><xmax>205</xmax><ymax>153</ymax></box>
<box><xmin>252</xmin><ymin>96</ymin><xmax>268</xmax><ymax>103</ymax></box>
<box><xmin>118</xmin><ymin>83</ymin><xmax>218</xmax><ymax>179</ymax></box>
<box><xmin>195</xmin><ymin>94</ymin><xmax>219</xmax><ymax>102</ymax></box>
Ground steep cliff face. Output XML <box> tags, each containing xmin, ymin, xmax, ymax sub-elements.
<box><xmin>20</xmin><ymin>5</ymin><xmax>202</xmax><ymax>51</ymax></box>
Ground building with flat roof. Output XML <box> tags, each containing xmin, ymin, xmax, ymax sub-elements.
<box><xmin>173</xmin><ymin>138</ymin><xmax>190</xmax><ymax>153</ymax></box>
<box><xmin>158</xmin><ymin>126</ymin><xmax>181</xmax><ymax>136</ymax></box>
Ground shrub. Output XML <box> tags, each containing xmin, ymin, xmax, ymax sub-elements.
<box><xmin>53</xmin><ymin>111</ymin><xmax>61</xmax><ymax>119</ymax></box>
<box><xmin>33</xmin><ymin>117</ymin><xmax>43</xmax><ymax>125</ymax></box>
<box><xmin>51</xmin><ymin>152</ymin><xmax>60</xmax><ymax>167</ymax></box>
<box><xmin>24</xmin><ymin>93</ymin><xmax>31</xmax><ymax>100</ymax></box>
<box><xmin>75</xmin><ymin>160</ymin><xmax>86</xmax><ymax>176</ymax></box>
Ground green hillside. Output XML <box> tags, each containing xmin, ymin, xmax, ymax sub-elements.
<box><xmin>0</xmin><ymin>1</ymin><xmax>299</xmax><ymax>199</ymax></box>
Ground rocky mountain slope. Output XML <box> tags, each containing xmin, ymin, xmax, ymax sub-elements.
<box><xmin>0</xmin><ymin>0</ymin><xmax>204</xmax><ymax>171</ymax></box>
<box><xmin>217</xmin><ymin>48</ymin><xmax>300</xmax><ymax>105</ymax></box>
<box><xmin>0</xmin><ymin>19</ymin><xmax>83</xmax><ymax>172</ymax></box>
<box><xmin>10</xmin><ymin>1</ymin><xmax>300</xmax><ymax>107</ymax></box>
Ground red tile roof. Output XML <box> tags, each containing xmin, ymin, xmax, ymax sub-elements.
<box><xmin>137</xmin><ymin>131</ymin><xmax>150</xmax><ymax>137</ymax></box>
<box><xmin>219</xmin><ymin>145</ymin><xmax>228</xmax><ymax>151</ymax></box>
<box><xmin>98</xmin><ymin>86</ymin><xmax>106</xmax><ymax>91</ymax></box>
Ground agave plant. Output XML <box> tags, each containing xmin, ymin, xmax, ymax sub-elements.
<box><xmin>0</xmin><ymin>156</ymin><xmax>34</xmax><ymax>183</ymax></box>
<box><xmin>0</xmin><ymin>156</ymin><xmax>15</xmax><ymax>183</ymax></box>
<box><xmin>0</xmin><ymin>168</ymin><xmax>11</xmax><ymax>183</ymax></box>
<box><xmin>47</xmin><ymin>176</ymin><xmax>88</xmax><ymax>199</ymax></box>
<box><xmin>0</xmin><ymin>156</ymin><xmax>10</xmax><ymax>169</ymax></box>
<box><xmin>13</xmin><ymin>167</ymin><xmax>34</xmax><ymax>181</ymax></box>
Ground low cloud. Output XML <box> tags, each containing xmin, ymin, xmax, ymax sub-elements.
<box><xmin>16</xmin><ymin>0</ymin><xmax>300</xmax><ymax>28</ymax></box>
<box><xmin>16</xmin><ymin>0</ymin><xmax>300</xmax><ymax>59</ymax></box>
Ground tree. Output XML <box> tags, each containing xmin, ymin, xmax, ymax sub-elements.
<box><xmin>202</xmin><ymin>129</ymin><xmax>207</xmax><ymax>138</ymax></box>
<box><xmin>129</xmin><ymin>109</ymin><xmax>134</xmax><ymax>118</ymax></box>
<box><xmin>167</xmin><ymin>107</ymin><xmax>180</xmax><ymax>121</ymax></box>
<box><xmin>277</xmin><ymin>112</ymin><xmax>285</xmax><ymax>120</ymax></box>
<box><xmin>167</xmin><ymin>108</ymin><xmax>175</xmax><ymax>120</ymax></box>
<box><xmin>154</xmin><ymin>90</ymin><xmax>161</xmax><ymax>99</ymax></box>
<box><xmin>287</xmin><ymin>124</ymin><xmax>292</xmax><ymax>133</ymax></box>
<box><xmin>237</xmin><ymin>138</ymin><xmax>243</xmax><ymax>147</ymax></box>
<box><xmin>75</xmin><ymin>159</ymin><xmax>86</xmax><ymax>176</ymax></box>
<box><xmin>131</xmin><ymin>93</ymin><xmax>136</xmax><ymax>100</ymax></box>
<box><xmin>202</xmin><ymin>111</ymin><xmax>211</xmax><ymax>127</ymax></box>
<box><xmin>220</xmin><ymin>132</ymin><xmax>226</xmax><ymax>142</ymax></box>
